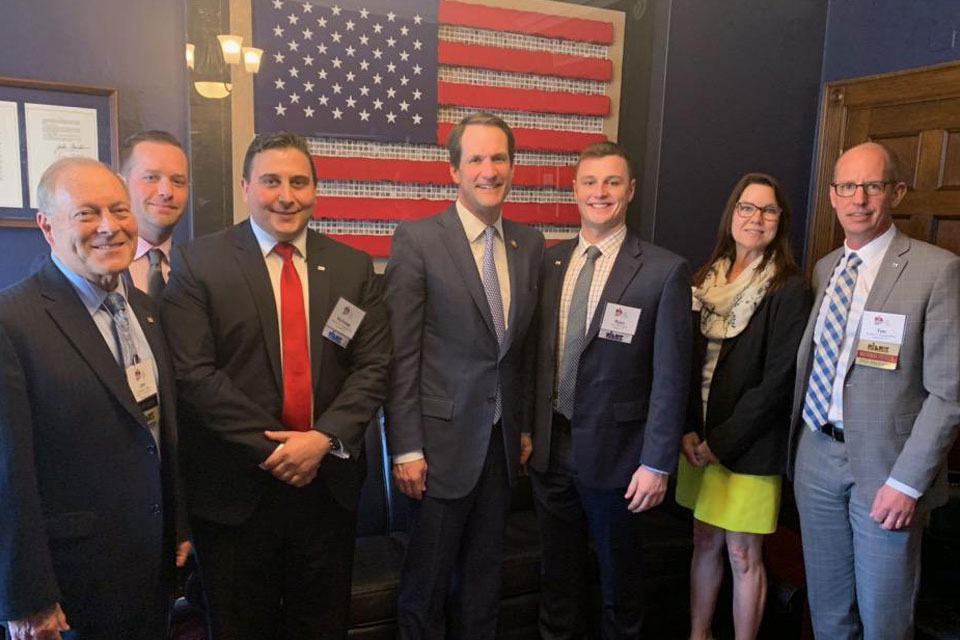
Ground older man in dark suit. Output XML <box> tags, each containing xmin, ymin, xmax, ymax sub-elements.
<box><xmin>385</xmin><ymin>113</ymin><xmax>544</xmax><ymax>640</ymax></box>
<box><xmin>163</xmin><ymin>131</ymin><xmax>390</xmax><ymax>639</ymax></box>
<box><xmin>529</xmin><ymin>142</ymin><xmax>691</xmax><ymax>639</ymax></box>
<box><xmin>0</xmin><ymin>157</ymin><xmax>181</xmax><ymax>639</ymax></box>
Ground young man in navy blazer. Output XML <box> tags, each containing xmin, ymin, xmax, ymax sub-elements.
<box><xmin>529</xmin><ymin>142</ymin><xmax>691</xmax><ymax>639</ymax></box>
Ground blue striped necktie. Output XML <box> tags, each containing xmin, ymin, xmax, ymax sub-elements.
<box><xmin>802</xmin><ymin>252</ymin><xmax>862</xmax><ymax>431</ymax></box>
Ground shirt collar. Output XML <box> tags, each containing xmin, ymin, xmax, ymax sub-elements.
<box><xmin>456</xmin><ymin>199</ymin><xmax>504</xmax><ymax>244</ymax></box>
<box><xmin>134</xmin><ymin>235</ymin><xmax>173</xmax><ymax>261</ymax></box>
<box><xmin>50</xmin><ymin>253</ymin><xmax>128</xmax><ymax>315</ymax></box>
<box><xmin>249</xmin><ymin>216</ymin><xmax>309</xmax><ymax>258</ymax></box>
<box><xmin>576</xmin><ymin>224</ymin><xmax>626</xmax><ymax>257</ymax></box>
<box><xmin>843</xmin><ymin>224</ymin><xmax>895</xmax><ymax>267</ymax></box>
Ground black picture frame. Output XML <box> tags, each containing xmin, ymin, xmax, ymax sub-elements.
<box><xmin>0</xmin><ymin>76</ymin><xmax>117</xmax><ymax>228</ymax></box>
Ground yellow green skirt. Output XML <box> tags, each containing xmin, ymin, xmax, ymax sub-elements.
<box><xmin>675</xmin><ymin>456</ymin><xmax>781</xmax><ymax>534</ymax></box>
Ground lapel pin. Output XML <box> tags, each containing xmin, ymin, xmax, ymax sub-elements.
<box><xmin>554</xmin><ymin>260</ymin><xmax>562</xmax><ymax>266</ymax></box>
<box><xmin>892</xmin><ymin>262</ymin><xmax>899</xmax><ymax>268</ymax></box>
<box><xmin>146</xmin><ymin>315</ymin><xmax>155</xmax><ymax>324</ymax></box>
<box><xmin>510</xmin><ymin>239</ymin><xmax>518</xmax><ymax>249</ymax></box>
<box><xmin>316</xmin><ymin>265</ymin><xmax>326</xmax><ymax>271</ymax></box>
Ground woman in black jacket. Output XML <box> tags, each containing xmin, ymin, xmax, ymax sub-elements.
<box><xmin>677</xmin><ymin>173</ymin><xmax>811</xmax><ymax>640</ymax></box>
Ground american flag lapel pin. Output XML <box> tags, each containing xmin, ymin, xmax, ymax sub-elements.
<box><xmin>510</xmin><ymin>239</ymin><xmax>518</xmax><ymax>249</ymax></box>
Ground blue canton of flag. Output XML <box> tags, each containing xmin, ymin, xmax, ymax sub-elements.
<box><xmin>252</xmin><ymin>0</ymin><xmax>439</xmax><ymax>143</ymax></box>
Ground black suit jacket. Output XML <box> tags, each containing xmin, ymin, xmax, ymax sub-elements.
<box><xmin>685</xmin><ymin>274</ymin><xmax>812</xmax><ymax>475</ymax></box>
<box><xmin>531</xmin><ymin>231</ymin><xmax>692</xmax><ymax>488</ymax></box>
<box><xmin>162</xmin><ymin>220</ymin><xmax>390</xmax><ymax>525</ymax></box>
<box><xmin>384</xmin><ymin>205</ymin><xmax>544</xmax><ymax>499</ymax></box>
<box><xmin>0</xmin><ymin>258</ymin><xmax>179</xmax><ymax>626</ymax></box>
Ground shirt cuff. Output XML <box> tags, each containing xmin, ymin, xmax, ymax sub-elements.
<box><xmin>885</xmin><ymin>477</ymin><xmax>922</xmax><ymax>499</ymax></box>
<box><xmin>642</xmin><ymin>464</ymin><xmax>669</xmax><ymax>476</ymax></box>
<box><xmin>259</xmin><ymin>442</ymin><xmax>284</xmax><ymax>470</ymax></box>
<box><xmin>393</xmin><ymin>450</ymin><xmax>424</xmax><ymax>464</ymax></box>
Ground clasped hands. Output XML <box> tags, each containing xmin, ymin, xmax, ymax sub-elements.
<box><xmin>681</xmin><ymin>432</ymin><xmax>719</xmax><ymax>467</ymax></box>
<box><xmin>261</xmin><ymin>429</ymin><xmax>331</xmax><ymax>487</ymax></box>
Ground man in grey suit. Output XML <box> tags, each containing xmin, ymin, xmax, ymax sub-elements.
<box><xmin>789</xmin><ymin>141</ymin><xmax>960</xmax><ymax>639</ymax></box>
<box><xmin>385</xmin><ymin>112</ymin><xmax>544</xmax><ymax>639</ymax></box>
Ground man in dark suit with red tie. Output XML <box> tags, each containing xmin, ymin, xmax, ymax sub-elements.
<box><xmin>163</xmin><ymin>132</ymin><xmax>390</xmax><ymax>639</ymax></box>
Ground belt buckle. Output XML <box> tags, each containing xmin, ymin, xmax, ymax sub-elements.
<box><xmin>820</xmin><ymin>423</ymin><xmax>844</xmax><ymax>443</ymax></box>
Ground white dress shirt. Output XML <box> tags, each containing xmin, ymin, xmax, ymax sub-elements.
<box><xmin>128</xmin><ymin>235</ymin><xmax>173</xmax><ymax>293</ymax></box>
<box><xmin>810</xmin><ymin>225</ymin><xmax>917</xmax><ymax>497</ymax></box>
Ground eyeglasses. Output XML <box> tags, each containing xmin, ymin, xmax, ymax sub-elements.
<box><xmin>830</xmin><ymin>181</ymin><xmax>894</xmax><ymax>197</ymax></box>
<box><xmin>735</xmin><ymin>202</ymin><xmax>781</xmax><ymax>220</ymax></box>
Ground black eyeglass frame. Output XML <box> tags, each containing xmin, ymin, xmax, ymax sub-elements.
<box><xmin>830</xmin><ymin>180</ymin><xmax>898</xmax><ymax>197</ymax></box>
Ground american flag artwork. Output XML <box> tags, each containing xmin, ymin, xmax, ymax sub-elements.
<box><xmin>251</xmin><ymin>0</ymin><xmax>623</xmax><ymax>257</ymax></box>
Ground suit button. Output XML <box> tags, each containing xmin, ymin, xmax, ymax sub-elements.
<box><xmin>147</xmin><ymin>445</ymin><xmax>157</xmax><ymax>456</ymax></box>
<box><xmin>150</xmin><ymin>503</ymin><xmax>161</xmax><ymax>515</ymax></box>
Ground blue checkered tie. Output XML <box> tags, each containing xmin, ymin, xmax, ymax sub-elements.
<box><xmin>802</xmin><ymin>252</ymin><xmax>862</xmax><ymax>431</ymax></box>
<box><xmin>556</xmin><ymin>245</ymin><xmax>602</xmax><ymax>420</ymax></box>
<box><xmin>481</xmin><ymin>226</ymin><xmax>505</xmax><ymax>422</ymax></box>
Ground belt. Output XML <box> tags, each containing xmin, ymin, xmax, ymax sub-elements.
<box><xmin>818</xmin><ymin>422</ymin><xmax>844</xmax><ymax>442</ymax></box>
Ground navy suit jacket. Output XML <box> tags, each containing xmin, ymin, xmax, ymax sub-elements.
<box><xmin>163</xmin><ymin>220</ymin><xmax>391</xmax><ymax>524</ymax></box>
<box><xmin>0</xmin><ymin>258</ymin><xmax>179</xmax><ymax>625</ymax></box>
<box><xmin>384</xmin><ymin>205</ymin><xmax>544</xmax><ymax>499</ymax></box>
<box><xmin>530</xmin><ymin>230</ymin><xmax>692</xmax><ymax>488</ymax></box>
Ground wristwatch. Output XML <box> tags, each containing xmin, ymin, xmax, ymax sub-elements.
<box><xmin>328</xmin><ymin>435</ymin><xmax>343</xmax><ymax>453</ymax></box>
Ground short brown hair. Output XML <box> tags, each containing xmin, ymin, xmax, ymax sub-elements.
<box><xmin>446</xmin><ymin>112</ymin><xmax>515</xmax><ymax>167</ymax></box>
<box><xmin>574</xmin><ymin>141</ymin><xmax>636</xmax><ymax>182</ymax></box>
<box><xmin>120</xmin><ymin>130</ymin><xmax>184</xmax><ymax>175</ymax></box>
<box><xmin>242</xmin><ymin>131</ymin><xmax>317</xmax><ymax>184</ymax></box>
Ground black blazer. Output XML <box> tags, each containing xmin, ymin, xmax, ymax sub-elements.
<box><xmin>0</xmin><ymin>258</ymin><xmax>179</xmax><ymax>625</ymax></box>
<box><xmin>531</xmin><ymin>231</ymin><xmax>692</xmax><ymax>487</ymax></box>
<box><xmin>162</xmin><ymin>220</ymin><xmax>390</xmax><ymax>525</ymax></box>
<box><xmin>686</xmin><ymin>273</ymin><xmax>811</xmax><ymax>475</ymax></box>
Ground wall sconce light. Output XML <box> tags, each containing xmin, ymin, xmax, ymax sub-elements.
<box><xmin>243</xmin><ymin>47</ymin><xmax>263</xmax><ymax>74</ymax></box>
<box><xmin>217</xmin><ymin>34</ymin><xmax>244</xmax><ymax>65</ymax></box>
<box><xmin>186</xmin><ymin>43</ymin><xmax>196</xmax><ymax>70</ymax></box>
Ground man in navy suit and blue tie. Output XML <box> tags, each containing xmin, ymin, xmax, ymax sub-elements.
<box><xmin>385</xmin><ymin>113</ymin><xmax>544</xmax><ymax>640</ymax></box>
<box><xmin>529</xmin><ymin>141</ymin><xmax>691</xmax><ymax>639</ymax></box>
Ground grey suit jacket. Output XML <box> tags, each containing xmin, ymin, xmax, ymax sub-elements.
<box><xmin>788</xmin><ymin>230</ymin><xmax>960</xmax><ymax>509</ymax></box>
<box><xmin>384</xmin><ymin>205</ymin><xmax>544</xmax><ymax>499</ymax></box>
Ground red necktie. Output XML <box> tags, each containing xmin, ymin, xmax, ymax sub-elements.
<box><xmin>274</xmin><ymin>243</ymin><xmax>312</xmax><ymax>431</ymax></box>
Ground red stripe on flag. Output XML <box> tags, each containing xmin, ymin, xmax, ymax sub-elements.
<box><xmin>437</xmin><ymin>82</ymin><xmax>609</xmax><ymax>116</ymax></box>
<box><xmin>327</xmin><ymin>234</ymin><xmax>394</xmax><ymax>257</ymax></box>
<box><xmin>312</xmin><ymin>156</ymin><xmax>576</xmax><ymax>188</ymax></box>
<box><xmin>437</xmin><ymin>41</ymin><xmax>612</xmax><ymax>81</ymax></box>
<box><xmin>315</xmin><ymin>198</ymin><xmax>581</xmax><ymax>224</ymax></box>
<box><xmin>436</xmin><ymin>123</ymin><xmax>605</xmax><ymax>153</ymax></box>
<box><xmin>439</xmin><ymin>1</ymin><xmax>614</xmax><ymax>45</ymax></box>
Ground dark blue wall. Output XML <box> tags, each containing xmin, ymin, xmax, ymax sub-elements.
<box><xmin>822</xmin><ymin>0</ymin><xmax>960</xmax><ymax>82</ymax></box>
<box><xmin>0</xmin><ymin>0</ymin><xmax>188</xmax><ymax>289</ymax></box>
<box><xmin>649</xmin><ymin>0</ymin><xmax>829</xmax><ymax>271</ymax></box>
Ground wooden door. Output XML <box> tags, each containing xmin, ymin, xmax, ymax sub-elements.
<box><xmin>807</xmin><ymin>61</ymin><xmax>960</xmax><ymax>470</ymax></box>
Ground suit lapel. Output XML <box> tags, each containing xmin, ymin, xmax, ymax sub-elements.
<box><xmin>306</xmin><ymin>230</ymin><xmax>331</xmax><ymax>389</ymax></box>
<box><xmin>234</xmin><ymin>221</ymin><xmax>284</xmax><ymax>393</ymax></box>
<box><xmin>584</xmin><ymin>233</ymin><xmax>643</xmax><ymax>346</ymax></box>
<box><xmin>546</xmin><ymin>239</ymin><xmax>577</xmax><ymax>368</ymax></box>
<box><xmin>439</xmin><ymin>206</ymin><xmax>498</xmax><ymax>340</ymax></box>
<box><xmin>842</xmin><ymin>231</ymin><xmax>910</xmax><ymax>377</ymax></box>
<box><xmin>39</xmin><ymin>261</ymin><xmax>149</xmax><ymax>429</ymax></box>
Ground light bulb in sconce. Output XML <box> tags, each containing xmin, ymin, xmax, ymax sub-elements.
<box><xmin>217</xmin><ymin>34</ymin><xmax>243</xmax><ymax>65</ymax></box>
<box><xmin>243</xmin><ymin>47</ymin><xmax>263</xmax><ymax>74</ymax></box>
<box><xmin>185</xmin><ymin>43</ymin><xmax>196</xmax><ymax>69</ymax></box>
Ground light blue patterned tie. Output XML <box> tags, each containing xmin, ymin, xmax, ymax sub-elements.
<box><xmin>482</xmin><ymin>226</ymin><xmax>505</xmax><ymax>422</ymax></box>
<box><xmin>556</xmin><ymin>245</ymin><xmax>602</xmax><ymax>420</ymax></box>
<box><xmin>802</xmin><ymin>252</ymin><xmax>863</xmax><ymax>431</ymax></box>
<box><xmin>103</xmin><ymin>291</ymin><xmax>137</xmax><ymax>367</ymax></box>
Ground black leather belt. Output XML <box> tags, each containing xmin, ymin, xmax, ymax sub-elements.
<box><xmin>818</xmin><ymin>423</ymin><xmax>845</xmax><ymax>442</ymax></box>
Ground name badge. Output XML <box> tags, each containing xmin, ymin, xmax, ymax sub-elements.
<box><xmin>599</xmin><ymin>303</ymin><xmax>641</xmax><ymax>344</ymax></box>
<box><xmin>323</xmin><ymin>297</ymin><xmax>366</xmax><ymax>348</ymax></box>
<box><xmin>855</xmin><ymin>311</ymin><xmax>906</xmax><ymax>370</ymax></box>
<box><xmin>126</xmin><ymin>358</ymin><xmax>160</xmax><ymax>431</ymax></box>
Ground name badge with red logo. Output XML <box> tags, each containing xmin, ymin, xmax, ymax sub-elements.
<box><xmin>323</xmin><ymin>297</ymin><xmax>366</xmax><ymax>348</ymax></box>
<box><xmin>599</xmin><ymin>303</ymin><xmax>641</xmax><ymax>344</ymax></box>
<box><xmin>855</xmin><ymin>311</ymin><xmax>906</xmax><ymax>370</ymax></box>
